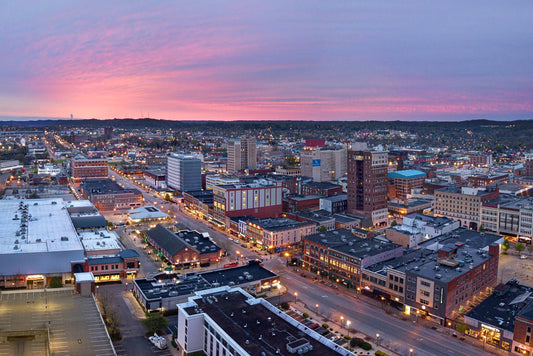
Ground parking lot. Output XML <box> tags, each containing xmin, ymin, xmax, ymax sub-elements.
<box><xmin>0</xmin><ymin>289</ymin><xmax>115</xmax><ymax>356</ymax></box>
<box><xmin>499</xmin><ymin>252</ymin><xmax>533</xmax><ymax>287</ymax></box>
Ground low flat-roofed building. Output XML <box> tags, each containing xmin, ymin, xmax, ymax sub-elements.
<box><xmin>85</xmin><ymin>249</ymin><xmax>140</xmax><ymax>282</ymax></box>
<box><xmin>146</xmin><ymin>224</ymin><xmax>222</xmax><ymax>267</ymax></box>
<box><xmin>320</xmin><ymin>193</ymin><xmax>348</xmax><ymax>214</ymax></box>
<box><xmin>303</xmin><ymin>229</ymin><xmax>403</xmax><ymax>288</ymax></box>
<box><xmin>143</xmin><ymin>168</ymin><xmax>167</xmax><ymax>190</ymax></box>
<box><xmin>176</xmin><ymin>286</ymin><xmax>355</xmax><ymax>356</ymax></box>
<box><xmin>244</xmin><ymin>217</ymin><xmax>317</xmax><ymax>251</ymax></box>
<box><xmin>79</xmin><ymin>229</ymin><xmax>123</xmax><ymax>256</ymax></box>
<box><xmin>481</xmin><ymin>195</ymin><xmax>533</xmax><ymax>242</ymax></box>
<box><xmin>81</xmin><ymin>179</ymin><xmax>143</xmax><ymax>211</ymax></box>
<box><xmin>132</xmin><ymin>261</ymin><xmax>278</xmax><ymax>311</ymax></box>
<box><xmin>0</xmin><ymin>198</ymin><xmax>85</xmax><ymax>289</ymax></box>
<box><xmin>385</xmin><ymin>214</ymin><xmax>460</xmax><ymax>248</ymax></box>
<box><xmin>128</xmin><ymin>206</ymin><xmax>169</xmax><ymax>223</ymax></box>
<box><xmin>285</xmin><ymin>210</ymin><xmax>336</xmax><ymax>231</ymax></box>
<box><xmin>465</xmin><ymin>280</ymin><xmax>532</xmax><ymax>353</ymax></box>
<box><xmin>65</xmin><ymin>200</ymin><xmax>108</xmax><ymax>229</ymax></box>
<box><xmin>387</xmin><ymin>199</ymin><xmax>433</xmax><ymax>218</ymax></box>
<box><xmin>333</xmin><ymin>213</ymin><xmax>364</xmax><ymax>229</ymax></box>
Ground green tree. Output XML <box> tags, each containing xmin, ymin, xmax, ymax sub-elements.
<box><xmin>142</xmin><ymin>312</ymin><xmax>168</xmax><ymax>335</ymax></box>
<box><xmin>164</xmin><ymin>194</ymin><xmax>172</xmax><ymax>202</ymax></box>
<box><xmin>390</xmin><ymin>220</ymin><xmax>397</xmax><ymax>227</ymax></box>
<box><xmin>48</xmin><ymin>276</ymin><xmax>62</xmax><ymax>288</ymax></box>
<box><xmin>502</xmin><ymin>239</ymin><xmax>510</xmax><ymax>252</ymax></box>
<box><xmin>515</xmin><ymin>242</ymin><xmax>526</xmax><ymax>253</ymax></box>
<box><xmin>318</xmin><ymin>225</ymin><xmax>327</xmax><ymax>233</ymax></box>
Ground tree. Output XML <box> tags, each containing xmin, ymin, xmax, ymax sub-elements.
<box><xmin>318</xmin><ymin>225</ymin><xmax>327</xmax><ymax>233</ymax></box>
<box><xmin>48</xmin><ymin>276</ymin><xmax>62</xmax><ymax>288</ymax></box>
<box><xmin>478</xmin><ymin>224</ymin><xmax>485</xmax><ymax>232</ymax></box>
<box><xmin>142</xmin><ymin>312</ymin><xmax>168</xmax><ymax>335</ymax></box>
<box><xmin>284</xmin><ymin>155</ymin><xmax>298</xmax><ymax>168</ymax></box>
<box><xmin>164</xmin><ymin>194</ymin><xmax>172</xmax><ymax>202</ymax></box>
<box><xmin>502</xmin><ymin>239</ymin><xmax>510</xmax><ymax>252</ymax></box>
<box><xmin>515</xmin><ymin>242</ymin><xmax>526</xmax><ymax>253</ymax></box>
<box><xmin>390</xmin><ymin>220</ymin><xmax>398</xmax><ymax>227</ymax></box>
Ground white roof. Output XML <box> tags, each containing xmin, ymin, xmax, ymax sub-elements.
<box><xmin>0</xmin><ymin>198</ymin><xmax>83</xmax><ymax>254</ymax></box>
<box><xmin>79</xmin><ymin>229</ymin><xmax>123</xmax><ymax>252</ymax></box>
<box><xmin>65</xmin><ymin>200</ymin><xmax>96</xmax><ymax>208</ymax></box>
<box><xmin>128</xmin><ymin>206</ymin><xmax>169</xmax><ymax>220</ymax></box>
<box><xmin>74</xmin><ymin>272</ymin><xmax>95</xmax><ymax>283</ymax></box>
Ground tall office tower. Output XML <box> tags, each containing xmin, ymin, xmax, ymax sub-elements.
<box><xmin>167</xmin><ymin>153</ymin><xmax>202</xmax><ymax>192</ymax></box>
<box><xmin>300</xmin><ymin>144</ymin><xmax>347</xmax><ymax>182</ymax></box>
<box><xmin>526</xmin><ymin>152</ymin><xmax>533</xmax><ymax>177</ymax></box>
<box><xmin>227</xmin><ymin>137</ymin><xmax>257</xmax><ymax>174</ymax></box>
<box><xmin>347</xmin><ymin>143</ymin><xmax>388</xmax><ymax>226</ymax></box>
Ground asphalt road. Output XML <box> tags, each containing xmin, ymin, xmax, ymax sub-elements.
<box><xmin>280</xmin><ymin>270</ymin><xmax>492</xmax><ymax>356</ymax></box>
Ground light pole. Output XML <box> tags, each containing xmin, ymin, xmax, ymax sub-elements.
<box><xmin>376</xmin><ymin>333</ymin><xmax>380</xmax><ymax>346</ymax></box>
<box><xmin>340</xmin><ymin>316</ymin><xmax>344</xmax><ymax>328</ymax></box>
<box><xmin>294</xmin><ymin>292</ymin><xmax>298</xmax><ymax>303</ymax></box>
<box><xmin>409</xmin><ymin>347</ymin><xmax>414</xmax><ymax>356</ymax></box>
<box><xmin>315</xmin><ymin>303</ymin><xmax>319</xmax><ymax>316</ymax></box>
<box><xmin>346</xmin><ymin>320</ymin><xmax>351</xmax><ymax>337</ymax></box>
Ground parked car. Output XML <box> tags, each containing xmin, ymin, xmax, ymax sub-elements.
<box><xmin>520</xmin><ymin>255</ymin><xmax>528</xmax><ymax>259</ymax></box>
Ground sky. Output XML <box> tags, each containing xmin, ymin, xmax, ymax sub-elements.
<box><xmin>1</xmin><ymin>1</ymin><xmax>533</xmax><ymax>121</ymax></box>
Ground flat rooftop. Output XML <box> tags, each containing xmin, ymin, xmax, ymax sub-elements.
<box><xmin>388</xmin><ymin>169</ymin><xmax>427</xmax><ymax>179</ymax></box>
<box><xmin>484</xmin><ymin>195</ymin><xmax>533</xmax><ymax>210</ymax></box>
<box><xmin>0</xmin><ymin>289</ymin><xmax>115</xmax><ymax>356</ymax></box>
<box><xmin>304</xmin><ymin>229</ymin><xmax>401</xmax><ymax>260</ymax></box>
<box><xmin>183</xmin><ymin>288</ymin><xmax>352</xmax><ymax>356</ymax></box>
<box><xmin>248</xmin><ymin>217</ymin><xmax>316</xmax><ymax>231</ymax></box>
<box><xmin>466</xmin><ymin>280</ymin><xmax>533</xmax><ymax>332</ymax></box>
<box><xmin>135</xmin><ymin>262</ymin><xmax>277</xmax><ymax>301</ymax></box>
<box><xmin>0</xmin><ymin>198</ymin><xmax>83</xmax><ymax>254</ymax></box>
<box><xmin>79</xmin><ymin>229</ymin><xmax>123</xmax><ymax>253</ymax></box>
<box><xmin>81</xmin><ymin>179</ymin><xmax>140</xmax><ymax>195</ymax></box>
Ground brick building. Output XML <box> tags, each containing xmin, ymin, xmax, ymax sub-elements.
<box><xmin>146</xmin><ymin>225</ymin><xmax>222</xmax><ymax>267</ymax></box>
<box><xmin>387</xmin><ymin>169</ymin><xmax>427</xmax><ymax>200</ymax></box>
<box><xmin>80</xmin><ymin>179</ymin><xmax>143</xmax><ymax>211</ymax></box>
<box><xmin>347</xmin><ymin>144</ymin><xmax>388</xmax><ymax>226</ymax></box>
<box><xmin>85</xmin><ymin>249</ymin><xmax>140</xmax><ymax>283</ymax></box>
<box><xmin>71</xmin><ymin>154</ymin><xmax>108</xmax><ymax>182</ymax></box>
<box><xmin>212</xmin><ymin>181</ymin><xmax>283</xmax><ymax>225</ymax></box>
<box><xmin>242</xmin><ymin>217</ymin><xmax>316</xmax><ymax>251</ymax></box>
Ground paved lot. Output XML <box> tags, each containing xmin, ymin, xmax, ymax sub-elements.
<box><xmin>0</xmin><ymin>289</ymin><xmax>115</xmax><ymax>356</ymax></box>
<box><xmin>498</xmin><ymin>253</ymin><xmax>533</xmax><ymax>287</ymax></box>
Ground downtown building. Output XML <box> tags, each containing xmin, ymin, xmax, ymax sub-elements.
<box><xmin>302</xmin><ymin>229</ymin><xmax>403</xmax><ymax>289</ymax></box>
<box><xmin>240</xmin><ymin>217</ymin><xmax>316</xmax><ymax>251</ymax></box>
<box><xmin>481</xmin><ymin>195</ymin><xmax>533</xmax><ymax>243</ymax></box>
<box><xmin>434</xmin><ymin>186</ymin><xmax>499</xmax><ymax>230</ymax></box>
<box><xmin>362</xmin><ymin>228</ymin><xmax>502</xmax><ymax>324</ymax></box>
<box><xmin>346</xmin><ymin>143</ymin><xmax>388</xmax><ymax>226</ymax></box>
<box><xmin>175</xmin><ymin>287</ymin><xmax>355</xmax><ymax>356</ymax></box>
<box><xmin>70</xmin><ymin>154</ymin><xmax>108</xmax><ymax>182</ymax></box>
<box><xmin>387</xmin><ymin>169</ymin><xmax>427</xmax><ymax>200</ymax></box>
<box><xmin>167</xmin><ymin>153</ymin><xmax>202</xmax><ymax>193</ymax></box>
<box><xmin>227</xmin><ymin>137</ymin><xmax>257</xmax><ymax>174</ymax></box>
<box><xmin>300</xmin><ymin>144</ymin><xmax>347</xmax><ymax>182</ymax></box>
<box><xmin>80</xmin><ymin>179</ymin><xmax>143</xmax><ymax>211</ymax></box>
<box><xmin>212</xmin><ymin>180</ymin><xmax>283</xmax><ymax>226</ymax></box>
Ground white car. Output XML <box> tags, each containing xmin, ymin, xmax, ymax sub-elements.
<box><xmin>148</xmin><ymin>333</ymin><xmax>167</xmax><ymax>349</ymax></box>
<box><xmin>520</xmin><ymin>255</ymin><xmax>528</xmax><ymax>259</ymax></box>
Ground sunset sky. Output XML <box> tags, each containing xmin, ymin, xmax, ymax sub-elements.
<box><xmin>1</xmin><ymin>1</ymin><xmax>532</xmax><ymax>121</ymax></box>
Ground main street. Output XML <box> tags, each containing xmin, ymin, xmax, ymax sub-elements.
<box><xmin>108</xmin><ymin>167</ymin><xmax>501</xmax><ymax>356</ymax></box>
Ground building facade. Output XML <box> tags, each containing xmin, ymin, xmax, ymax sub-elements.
<box><xmin>347</xmin><ymin>145</ymin><xmax>388</xmax><ymax>226</ymax></box>
<box><xmin>71</xmin><ymin>155</ymin><xmax>108</xmax><ymax>182</ymax></box>
<box><xmin>300</xmin><ymin>145</ymin><xmax>347</xmax><ymax>182</ymax></box>
<box><xmin>244</xmin><ymin>217</ymin><xmax>316</xmax><ymax>251</ymax></box>
<box><xmin>143</xmin><ymin>169</ymin><xmax>167</xmax><ymax>190</ymax></box>
<box><xmin>227</xmin><ymin>138</ymin><xmax>257</xmax><ymax>174</ymax></box>
<box><xmin>481</xmin><ymin>196</ymin><xmax>533</xmax><ymax>242</ymax></box>
<box><xmin>212</xmin><ymin>181</ymin><xmax>282</xmax><ymax>224</ymax></box>
<box><xmin>80</xmin><ymin>179</ymin><xmax>143</xmax><ymax>211</ymax></box>
<box><xmin>388</xmin><ymin>170</ymin><xmax>427</xmax><ymax>200</ymax></box>
<box><xmin>167</xmin><ymin>153</ymin><xmax>202</xmax><ymax>192</ymax></box>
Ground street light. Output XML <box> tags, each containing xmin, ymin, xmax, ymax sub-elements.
<box><xmin>409</xmin><ymin>347</ymin><xmax>414</xmax><ymax>356</ymax></box>
<box><xmin>315</xmin><ymin>303</ymin><xmax>319</xmax><ymax>315</ymax></box>
<box><xmin>340</xmin><ymin>316</ymin><xmax>344</xmax><ymax>328</ymax></box>
<box><xmin>294</xmin><ymin>292</ymin><xmax>298</xmax><ymax>303</ymax></box>
<box><xmin>346</xmin><ymin>320</ymin><xmax>351</xmax><ymax>337</ymax></box>
<box><xmin>376</xmin><ymin>333</ymin><xmax>380</xmax><ymax>346</ymax></box>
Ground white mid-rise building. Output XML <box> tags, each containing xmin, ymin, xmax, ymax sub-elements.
<box><xmin>176</xmin><ymin>287</ymin><xmax>355</xmax><ymax>356</ymax></box>
<box><xmin>167</xmin><ymin>153</ymin><xmax>202</xmax><ymax>192</ymax></box>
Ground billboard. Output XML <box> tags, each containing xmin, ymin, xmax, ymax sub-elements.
<box><xmin>312</xmin><ymin>159</ymin><xmax>321</xmax><ymax>167</ymax></box>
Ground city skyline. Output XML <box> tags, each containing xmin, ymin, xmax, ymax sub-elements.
<box><xmin>1</xmin><ymin>1</ymin><xmax>533</xmax><ymax>122</ymax></box>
